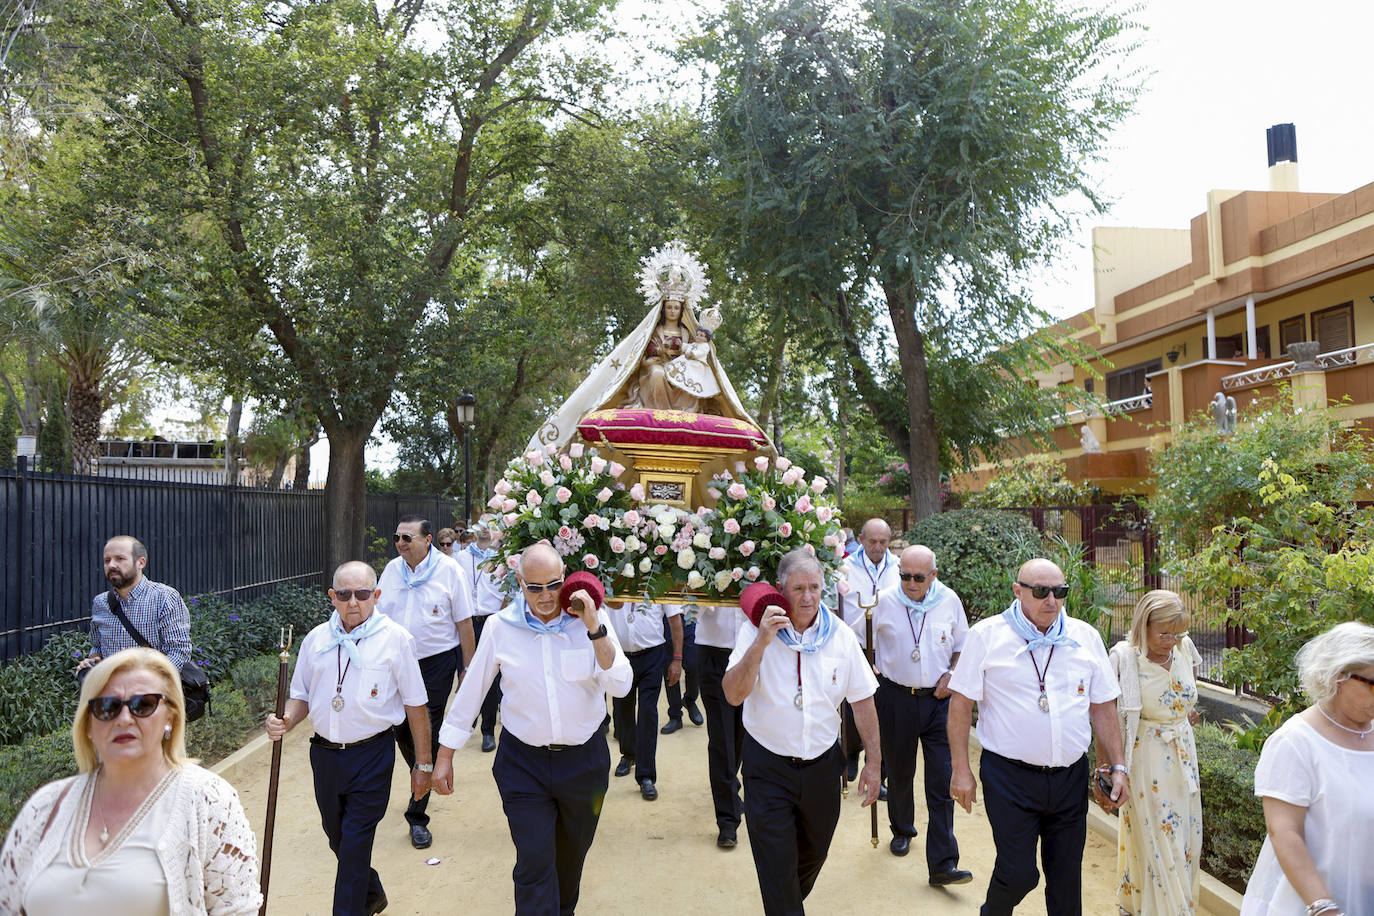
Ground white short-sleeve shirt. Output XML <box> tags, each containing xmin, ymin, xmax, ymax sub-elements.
<box><xmin>856</xmin><ymin>584</ymin><xmax>968</xmax><ymax>689</ymax></box>
<box><xmin>728</xmin><ymin>614</ymin><xmax>878</xmax><ymax>760</ymax></box>
<box><xmin>695</xmin><ymin>603</ymin><xmax>744</xmax><ymax>649</ymax></box>
<box><xmin>376</xmin><ymin>549</ymin><xmax>474</xmax><ymax>658</ymax></box>
<box><xmin>608</xmin><ymin>602</ymin><xmax>681</xmax><ymax>653</ymax></box>
<box><xmin>290</xmin><ymin>613</ymin><xmax>428</xmax><ymax>744</ymax></box>
<box><xmin>839</xmin><ymin>551</ymin><xmax>900</xmax><ymax>626</ymax></box>
<box><xmin>947</xmin><ymin>613</ymin><xmax>1119</xmax><ymax>767</ymax></box>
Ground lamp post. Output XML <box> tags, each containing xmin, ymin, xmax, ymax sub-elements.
<box><xmin>456</xmin><ymin>390</ymin><xmax>476</xmax><ymax>525</ymax></box>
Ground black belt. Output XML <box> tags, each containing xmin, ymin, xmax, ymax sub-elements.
<box><xmin>768</xmin><ymin>740</ymin><xmax>838</xmax><ymax>768</ymax></box>
<box><xmin>878</xmin><ymin>674</ymin><xmax>937</xmax><ymax>697</ymax></box>
<box><xmin>624</xmin><ymin>644</ymin><xmax>663</xmax><ymax>658</ymax></box>
<box><xmin>985</xmin><ymin>749</ymin><xmax>1083</xmax><ymax>774</ymax></box>
<box><xmin>310</xmin><ymin>727</ymin><xmax>394</xmax><ymax>751</ymax></box>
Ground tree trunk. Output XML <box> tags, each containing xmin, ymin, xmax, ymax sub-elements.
<box><xmin>266</xmin><ymin>453</ymin><xmax>290</xmax><ymax>489</ymax></box>
<box><xmin>224</xmin><ymin>395</ymin><xmax>243</xmax><ymax>484</ymax></box>
<box><xmin>883</xmin><ymin>279</ymin><xmax>941</xmax><ymax>521</ymax></box>
<box><xmin>68</xmin><ymin>382</ymin><xmax>103</xmax><ymax>474</ymax></box>
<box><xmin>292</xmin><ymin>428</ymin><xmax>318</xmax><ymax>491</ymax></box>
<box><xmin>835</xmin><ymin>356</ymin><xmax>849</xmax><ymax>513</ymax></box>
<box><xmin>321</xmin><ymin>422</ymin><xmax>369</xmax><ymax>572</ymax></box>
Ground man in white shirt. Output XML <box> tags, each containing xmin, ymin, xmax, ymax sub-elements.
<box><xmin>693</xmin><ymin>600</ymin><xmax>748</xmax><ymax>848</ymax></box>
<box><xmin>947</xmin><ymin>558</ymin><xmax>1129</xmax><ymax>916</ymax></box>
<box><xmin>375</xmin><ymin>513</ymin><xmax>476</xmax><ymax>849</ymax></box>
<box><xmin>432</xmin><ymin>543</ymin><xmax>632</xmax><ymax>915</ymax></box>
<box><xmin>608</xmin><ymin>601</ymin><xmax>683</xmax><ymax>800</ymax></box>
<box><xmin>265</xmin><ymin>561</ymin><xmax>430</xmax><ymax>916</ymax></box>
<box><xmin>856</xmin><ymin>545</ymin><xmax>972</xmax><ymax>883</ymax></box>
<box><xmin>465</xmin><ymin>527</ymin><xmax>505</xmax><ymax>751</ymax></box>
<box><xmin>839</xmin><ymin>517</ymin><xmax>900</xmax><ymax>780</ymax></box>
<box><xmin>724</xmin><ymin>549</ymin><xmax>882</xmax><ymax>915</ymax></box>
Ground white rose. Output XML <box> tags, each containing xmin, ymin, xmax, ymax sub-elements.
<box><xmin>692</xmin><ymin>531</ymin><xmax>711</xmax><ymax>549</ymax></box>
<box><xmin>687</xmin><ymin>570</ymin><xmax>706</xmax><ymax>589</ymax></box>
<box><xmin>659</xmin><ymin>523</ymin><xmax>676</xmax><ymax>540</ymax></box>
<box><xmin>676</xmin><ymin>548</ymin><xmax>696</xmax><ymax>569</ymax></box>
<box><xmin>623</xmin><ymin>563</ymin><xmax>636</xmax><ymax>578</ymax></box>
<box><xmin>639</xmin><ymin>557</ymin><xmax>653</xmax><ymax>572</ymax></box>
<box><xmin>713</xmin><ymin>570</ymin><xmax>733</xmax><ymax>592</ymax></box>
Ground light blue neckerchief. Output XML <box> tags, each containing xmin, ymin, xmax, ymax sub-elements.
<box><xmin>400</xmin><ymin>545</ymin><xmax>443</xmax><ymax>588</ymax></box>
<box><xmin>895</xmin><ymin>578</ymin><xmax>949</xmax><ymax>625</ymax></box>
<box><xmin>1001</xmin><ymin>599</ymin><xmax>1080</xmax><ymax>654</ymax></box>
<box><xmin>467</xmin><ymin>544</ymin><xmax>490</xmax><ymax>560</ymax></box>
<box><xmin>498</xmin><ymin>593</ymin><xmax>576</xmax><ymax>635</ymax></box>
<box><xmin>317</xmin><ymin>610</ymin><xmax>389</xmax><ymax>666</ymax></box>
<box><xmin>775</xmin><ymin>602</ymin><xmax>839</xmax><ymax>654</ymax></box>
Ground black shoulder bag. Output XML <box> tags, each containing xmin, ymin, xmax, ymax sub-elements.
<box><xmin>107</xmin><ymin>589</ymin><xmax>212</xmax><ymax>722</ymax></box>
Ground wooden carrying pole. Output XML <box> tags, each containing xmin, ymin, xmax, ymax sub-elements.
<box><xmin>837</xmin><ymin>592</ymin><xmax>849</xmax><ymax>798</ymax></box>
<box><xmin>861</xmin><ymin>594</ymin><xmax>879</xmax><ymax>848</ymax></box>
<box><xmin>259</xmin><ymin>626</ymin><xmax>292</xmax><ymax>915</ymax></box>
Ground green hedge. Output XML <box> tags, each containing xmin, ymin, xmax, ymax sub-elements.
<box><xmin>1196</xmin><ymin>722</ymin><xmax>1265</xmax><ymax>892</ymax></box>
<box><xmin>0</xmin><ymin>730</ymin><xmax>77</xmax><ymax>831</ymax></box>
<box><xmin>904</xmin><ymin>508</ymin><xmax>1041</xmax><ymax>621</ymax></box>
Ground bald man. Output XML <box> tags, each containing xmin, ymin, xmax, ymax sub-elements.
<box><xmin>433</xmin><ymin>544</ymin><xmax>632</xmax><ymax>915</ymax></box>
<box><xmin>947</xmin><ymin>558</ymin><xmax>1129</xmax><ymax>915</ymax></box>
<box><xmin>856</xmin><ymin>545</ymin><xmax>971</xmax><ymax>883</ymax></box>
<box><xmin>839</xmin><ymin>518</ymin><xmax>900</xmax><ymax>779</ymax></box>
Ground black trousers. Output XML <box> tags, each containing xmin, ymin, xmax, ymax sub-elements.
<box><xmin>395</xmin><ymin>645</ymin><xmax>459</xmax><ymax>827</ymax></box>
<box><xmin>742</xmin><ymin>733</ymin><xmax>845</xmax><ymax>916</ymax></box>
<box><xmin>698</xmin><ymin>644</ymin><xmax>744</xmax><ymax>831</ymax></box>
<box><xmin>612</xmin><ymin>642</ymin><xmax>667</xmax><ymax>781</ymax></box>
<box><xmin>496</xmin><ymin>729</ymin><xmax>611</xmax><ymax>916</ymax></box>
<box><xmin>472</xmin><ymin>614</ymin><xmax>502</xmax><ymax>735</ymax></box>
<box><xmin>310</xmin><ymin>734</ymin><xmax>394</xmax><ymax>916</ymax></box>
<box><xmin>979</xmin><ymin>750</ymin><xmax>1089</xmax><ymax>916</ymax></box>
<box><xmin>664</xmin><ymin>618</ymin><xmax>699</xmax><ymax>717</ymax></box>
<box><xmin>875</xmin><ymin>677</ymin><xmax>959</xmax><ymax>873</ymax></box>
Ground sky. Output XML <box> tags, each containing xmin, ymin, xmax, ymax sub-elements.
<box><xmin>292</xmin><ymin>0</ymin><xmax>1374</xmax><ymax>479</ymax></box>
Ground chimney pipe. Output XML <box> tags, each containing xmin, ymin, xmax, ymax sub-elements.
<box><xmin>1267</xmin><ymin>123</ymin><xmax>1298</xmax><ymax>191</ymax></box>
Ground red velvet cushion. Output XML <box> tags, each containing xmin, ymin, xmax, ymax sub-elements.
<box><xmin>739</xmin><ymin>582</ymin><xmax>789</xmax><ymax>627</ymax></box>
<box><xmin>559</xmin><ymin>571</ymin><xmax>605</xmax><ymax>615</ymax></box>
<box><xmin>578</xmin><ymin>408</ymin><xmax>768</xmax><ymax>451</ymax></box>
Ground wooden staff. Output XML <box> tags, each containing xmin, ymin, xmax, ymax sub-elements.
<box><xmin>259</xmin><ymin>626</ymin><xmax>292</xmax><ymax>916</ymax></box>
<box><xmin>837</xmin><ymin>592</ymin><xmax>848</xmax><ymax>799</ymax></box>
<box><xmin>859</xmin><ymin>592</ymin><xmax>879</xmax><ymax>849</ymax></box>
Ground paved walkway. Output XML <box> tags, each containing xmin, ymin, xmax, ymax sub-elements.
<box><xmin>224</xmin><ymin>696</ymin><xmax>1209</xmax><ymax>915</ymax></box>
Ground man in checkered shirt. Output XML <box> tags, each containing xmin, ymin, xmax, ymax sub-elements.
<box><xmin>76</xmin><ymin>535</ymin><xmax>192</xmax><ymax>675</ymax></box>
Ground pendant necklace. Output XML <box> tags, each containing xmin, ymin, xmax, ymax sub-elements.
<box><xmin>95</xmin><ymin>769</ymin><xmax>110</xmax><ymax>844</ymax></box>
<box><xmin>904</xmin><ymin>606</ymin><xmax>927</xmax><ymax>663</ymax></box>
<box><xmin>794</xmin><ymin>653</ymin><xmax>804</xmax><ymax>709</ymax></box>
<box><xmin>333</xmin><ymin>645</ymin><xmax>353</xmax><ymax>712</ymax></box>
<box><xmin>1317</xmin><ymin>703</ymin><xmax>1373</xmax><ymax>739</ymax></box>
<box><xmin>1027</xmin><ymin>645</ymin><xmax>1056</xmax><ymax>713</ymax></box>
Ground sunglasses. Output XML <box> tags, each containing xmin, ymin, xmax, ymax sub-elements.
<box><xmin>1345</xmin><ymin>672</ymin><xmax>1374</xmax><ymax>691</ymax></box>
<box><xmin>393</xmin><ymin>532</ymin><xmax>426</xmax><ymax>543</ymax></box>
<box><xmin>333</xmin><ymin>588</ymin><xmax>376</xmax><ymax>602</ymax></box>
<box><xmin>899</xmin><ymin>572</ymin><xmax>929</xmax><ymax>583</ymax></box>
<box><xmin>522</xmin><ymin>579</ymin><xmax>564</xmax><ymax>593</ymax></box>
<box><xmin>439</xmin><ymin>541</ymin><xmax>454</xmax><ymax>548</ymax></box>
<box><xmin>89</xmin><ymin>693</ymin><xmax>165</xmax><ymax>721</ymax></box>
<box><xmin>1018</xmin><ymin>582</ymin><xmax>1069</xmax><ymax>600</ymax></box>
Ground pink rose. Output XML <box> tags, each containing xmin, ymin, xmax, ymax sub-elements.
<box><xmin>526</xmin><ymin>490</ymin><xmax>542</xmax><ymax>506</ymax></box>
<box><xmin>746</xmin><ymin>566</ymin><xmax>760</xmax><ymax>581</ymax></box>
<box><xmin>795</xmin><ymin>495</ymin><xmax>813</xmax><ymax>513</ymax></box>
<box><xmin>761</xmin><ymin>495</ymin><xmax>776</xmax><ymax>512</ymax></box>
<box><xmin>774</xmin><ymin>456</ymin><xmax>792</xmax><ymax>471</ymax></box>
<box><xmin>624</xmin><ymin>509</ymin><xmax>641</xmax><ymax>526</ymax></box>
<box><xmin>732</xmin><ymin>567</ymin><xmax>744</xmax><ymax>581</ymax></box>
<box><xmin>837</xmin><ymin>580</ymin><xmax>853</xmax><ymax>595</ymax></box>
<box><xmin>487</xmin><ymin>494</ymin><xmax>505</xmax><ymax>510</ymax></box>
<box><xmin>802</xmin><ymin>543</ymin><xmax>815</xmax><ymax>556</ymax></box>
<box><xmin>739</xmin><ymin>540</ymin><xmax>755</xmax><ymax>557</ymax></box>
<box><xmin>502</xmin><ymin>498</ymin><xmax>517</xmax><ymax>513</ymax></box>
<box><xmin>823</xmin><ymin>534</ymin><xmax>838</xmax><ymax>547</ymax></box>
<box><xmin>527</xmin><ymin>450</ymin><xmax>544</xmax><ymax>467</ymax></box>
<box><xmin>583</xmin><ymin>514</ymin><xmax>600</xmax><ymax>529</ymax></box>
<box><xmin>597</xmin><ymin>487</ymin><xmax>613</xmax><ymax>503</ymax></box>
<box><xmin>582</xmin><ymin>554</ymin><xmax>599</xmax><ymax>570</ymax></box>
<box><xmin>609</xmin><ymin>461</ymin><xmax>627</xmax><ymax>478</ymax></box>
<box><xmin>630</xmin><ymin>483</ymin><xmax>645</xmax><ymax>501</ymax></box>
<box><xmin>654</xmin><ymin>544</ymin><xmax>668</xmax><ymax>556</ymax></box>
<box><xmin>559</xmin><ymin>525</ymin><xmax>573</xmax><ymax>539</ymax></box>
<box><xmin>726</xmin><ymin>483</ymin><xmax>748</xmax><ymax>500</ymax></box>
<box><xmin>559</xmin><ymin>454</ymin><xmax>573</xmax><ymax>472</ymax></box>
<box><xmin>735</xmin><ymin>461</ymin><xmax>747</xmax><ymax>474</ymax></box>
<box><xmin>816</xmin><ymin>506</ymin><xmax>833</xmax><ymax>523</ymax></box>
<box><xmin>503</xmin><ymin>513</ymin><xmax>518</xmax><ymax>526</ymax></box>
<box><xmin>569</xmin><ymin>443</ymin><xmax>585</xmax><ymax>458</ymax></box>
<box><xmin>782</xmin><ymin>468</ymin><xmax>802</xmax><ymax>486</ymax></box>
<box><xmin>506</xmin><ymin>555</ymin><xmax>520</xmax><ymax>570</ymax></box>
<box><xmin>495</xmin><ymin>479</ymin><xmax>513</xmax><ymax>495</ymax></box>
<box><xmin>778</xmin><ymin>522</ymin><xmax>793</xmax><ymax>537</ymax></box>
<box><xmin>697</xmin><ymin>506</ymin><xmax>710</xmax><ymax>516</ymax></box>
<box><xmin>834</xmin><ymin>543</ymin><xmax>847</xmax><ymax>558</ymax></box>
<box><xmin>811</xmin><ymin>476</ymin><xmax>827</xmax><ymax>494</ymax></box>
<box><xmin>540</xmin><ymin>470</ymin><xmax>557</xmax><ymax>487</ymax></box>
<box><xmin>707</xmin><ymin>488</ymin><xmax>721</xmax><ymax>501</ymax></box>
<box><xmin>556</xmin><ymin>486</ymin><xmax>572</xmax><ymax>504</ymax></box>
<box><xmin>545</xmin><ymin>444</ymin><xmax>558</xmax><ymax>456</ymax></box>
<box><xmin>709</xmin><ymin>546</ymin><xmax>726</xmax><ymax>560</ymax></box>
<box><xmin>590</xmin><ymin>456</ymin><xmax>607</xmax><ymax>474</ymax></box>
<box><xmin>723</xmin><ymin>518</ymin><xmax>741</xmax><ymax>535</ymax></box>
<box><xmin>610</xmin><ymin>536</ymin><xmax>626</xmax><ymax>553</ymax></box>
<box><xmin>753</xmin><ymin>456</ymin><xmax>769</xmax><ymax>472</ymax></box>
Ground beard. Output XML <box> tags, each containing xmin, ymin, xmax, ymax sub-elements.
<box><xmin>106</xmin><ymin>568</ymin><xmax>130</xmax><ymax>588</ymax></box>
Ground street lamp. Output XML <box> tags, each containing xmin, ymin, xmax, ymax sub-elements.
<box><xmin>457</xmin><ymin>390</ymin><xmax>477</xmax><ymax>525</ymax></box>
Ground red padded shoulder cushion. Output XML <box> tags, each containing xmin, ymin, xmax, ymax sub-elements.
<box><xmin>739</xmin><ymin>582</ymin><xmax>789</xmax><ymax>627</ymax></box>
<box><xmin>559</xmin><ymin>571</ymin><xmax>605</xmax><ymax>614</ymax></box>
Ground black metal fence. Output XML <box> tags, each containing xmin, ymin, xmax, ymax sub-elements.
<box><xmin>0</xmin><ymin>458</ymin><xmax>460</xmax><ymax>661</ymax></box>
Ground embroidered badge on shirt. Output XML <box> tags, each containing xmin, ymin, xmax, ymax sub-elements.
<box><xmin>370</xmin><ymin>684</ymin><xmax>379</xmax><ymax>699</ymax></box>
<box><xmin>431</xmin><ymin>606</ymin><xmax>441</xmax><ymax>616</ymax></box>
<box><xmin>831</xmin><ymin>668</ymin><xmax>838</xmax><ymax>685</ymax></box>
<box><xmin>1076</xmin><ymin>678</ymin><xmax>1085</xmax><ymax>696</ymax></box>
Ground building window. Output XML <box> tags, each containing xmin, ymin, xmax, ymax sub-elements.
<box><xmin>1105</xmin><ymin>359</ymin><xmax>1162</xmax><ymax>402</ymax></box>
<box><xmin>1255</xmin><ymin>325</ymin><xmax>1272</xmax><ymax>360</ymax></box>
<box><xmin>1279</xmin><ymin>315</ymin><xmax>1306</xmax><ymax>355</ymax></box>
<box><xmin>1311</xmin><ymin>302</ymin><xmax>1354</xmax><ymax>354</ymax></box>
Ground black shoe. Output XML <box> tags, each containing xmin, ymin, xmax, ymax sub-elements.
<box><xmin>481</xmin><ymin>732</ymin><xmax>496</xmax><ymax>752</ymax></box>
<box><xmin>889</xmin><ymin>835</ymin><xmax>911</xmax><ymax>857</ymax></box>
<box><xmin>639</xmin><ymin>778</ymin><xmax>658</xmax><ymax>801</ymax></box>
<box><xmin>878</xmin><ymin>784</ymin><xmax>888</xmax><ymax>802</ymax></box>
<box><xmin>845</xmin><ymin>760</ymin><xmax>858</xmax><ymax>782</ymax></box>
<box><xmin>717</xmin><ymin>829</ymin><xmax>737</xmax><ymax>849</ymax></box>
<box><xmin>686</xmin><ymin>702</ymin><xmax>704</xmax><ymax>726</ymax></box>
<box><xmin>929</xmin><ymin>869</ymin><xmax>974</xmax><ymax>886</ymax></box>
<box><xmin>409</xmin><ymin>824</ymin><xmax>432</xmax><ymax>849</ymax></box>
<box><xmin>660</xmin><ymin>718</ymin><xmax>683</xmax><ymax>735</ymax></box>
<box><xmin>365</xmin><ymin>892</ymin><xmax>388</xmax><ymax>915</ymax></box>
<box><xmin>615</xmin><ymin>756</ymin><xmax>633</xmax><ymax>777</ymax></box>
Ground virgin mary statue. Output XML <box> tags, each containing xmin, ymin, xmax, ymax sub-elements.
<box><xmin>528</xmin><ymin>242</ymin><xmax>770</xmax><ymax>452</ymax></box>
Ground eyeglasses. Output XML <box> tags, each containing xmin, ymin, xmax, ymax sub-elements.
<box><xmin>1018</xmin><ymin>582</ymin><xmax>1069</xmax><ymax>600</ymax></box>
<box><xmin>393</xmin><ymin>533</ymin><xmax>419</xmax><ymax>543</ymax></box>
<box><xmin>89</xmin><ymin>693</ymin><xmax>165</xmax><ymax>721</ymax></box>
<box><xmin>899</xmin><ymin>572</ymin><xmax>929</xmax><ymax>583</ymax></box>
<box><xmin>1152</xmin><ymin>631</ymin><xmax>1188</xmax><ymax>642</ymax></box>
<box><xmin>1345</xmin><ymin>672</ymin><xmax>1374</xmax><ymax>691</ymax></box>
<box><xmin>439</xmin><ymin>541</ymin><xmax>454</xmax><ymax>548</ymax></box>
<box><xmin>522</xmin><ymin>579</ymin><xmax>564</xmax><ymax>593</ymax></box>
<box><xmin>333</xmin><ymin>588</ymin><xmax>376</xmax><ymax>603</ymax></box>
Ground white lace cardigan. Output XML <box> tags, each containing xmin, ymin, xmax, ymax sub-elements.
<box><xmin>0</xmin><ymin>764</ymin><xmax>262</xmax><ymax>915</ymax></box>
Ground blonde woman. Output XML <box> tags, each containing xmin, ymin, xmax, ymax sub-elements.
<box><xmin>1101</xmin><ymin>589</ymin><xmax>1203</xmax><ymax>915</ymax></box>
<box><xmin>0</xmin><ymin>648</ymin><xmax>261</xmax><ymax>914</ymax></box>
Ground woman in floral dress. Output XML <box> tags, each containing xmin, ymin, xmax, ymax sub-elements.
<box><xmin>1100</xmin><ymin>590</ymin><xmax>1203</xmax><ymax>915</ymax></box>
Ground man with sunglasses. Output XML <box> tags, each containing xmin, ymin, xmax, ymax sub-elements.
<box><xmin>855</xmin><ymin>545</ymin><xmax>972</xmax><ymax>885</ymax></box>
<box><xmin>375</xmin><ymin>514</ymin><xmax>476</xmax><ymax>849</ymax></box>
<box><xmin>947</xmin><ymin>558</ymin><xmax>1129</xmax><ymax>916</ymax></box>
<box><xmin>266</xmin><ymin>561</ymin><xmax>430</xmax><ymax>916</ymax></box>
<box><xmin>431</xmin><ymin>543</ymin><xmax>631</xmax><ymax>915</ymax></box>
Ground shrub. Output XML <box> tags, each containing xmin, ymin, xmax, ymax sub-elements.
<box><xmin>231</xmin><ymin>653</ymin><xmax>297</xmax><ymax>719</ymax></box>
<box><xmin>185</xmin><ymin>683</ymin><xmax>257</xmax><ymax>764</ymax></box>
<box><xmin>0</xmin><ymin>629</ymin><xmax>88</xmax><ymax>744</ymax></box>
<box><xmin>187</xmin><ymin>585</ymin><xmax>328</xmax><ymax>684</ymax></box>
<box><xmin>904</xmin><ymin>509</ymin><xmax>1041</xmax><ymax>621</ymax></box>
<box><xmin>961</xmin><ymin>455</ymin><xmax>1103</xmax><ymax>508</ymax></box>
<box><xmin>1195</xmin><ymin>722</ymin><xmax>1265</xmax><ymax>892</ymax></box>
<box><xmin>0</xmin><ymin>730</ymin><xmax>77</xmax><ymax>831</ymax></box>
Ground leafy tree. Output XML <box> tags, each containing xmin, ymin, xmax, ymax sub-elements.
<box><xmin>963</xmin><ymin>455</ymin><xmax>1105</xmax><ymax>508</ymax></box>
<box><xmin>692</xmin><ymin>0</ymin><xmax>1137</xmax><ymax>518</ymax></box>
<box><xmin>37</xmin><ymin>383</ymin><xmax>68</xmax><ymax>470</ymax></box>
<box><xmin>0</xmin><ymin>394</ymin><xmax>17</xmax><ymax>468</ymax></box>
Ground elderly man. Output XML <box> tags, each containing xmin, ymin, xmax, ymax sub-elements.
<box><xmin>724</xmin><ymin>549</ymin><xmax>882</xmax><ymax>915</ymax></box>
<box><xmin>857</xmin><ymin>545</ymin><xmax>972</xmax><ymax>882</ymax></box>
<box><xmin>376</xmin><ymin>513</ymin><xmax>476</xmax><ymax>849</ymax></box>
<box><xmin>838</xmin><ymin>518</ymin><xmax>900</xmax><ymax>779</ymax></box>
<box><xmin>433</xmin><ymin>544</ymin><xmax>632</xmax><ymax>916</ymax></box>
<box><xmin>79</xmin><ymin>535</ymin><xmax>192</xmax><ymax>675</ymax></box>
<box><xmin>608</xmin><ymin>600</ymin><xmax>683</xmax><ymax>800</ymax></box>
<box><xmin>947</xmin><ymin>558</ymin><xmax>1129</xmax><ymax>915</ymax></box>
<box><xmin>266</xmin><ymin>561</ymin><xmax>431</xmax><ymax>916</ymax></box>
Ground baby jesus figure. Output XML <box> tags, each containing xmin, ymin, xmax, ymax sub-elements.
<box><xmin>665</xmin><ymin>324</ymin><xmax>722</xmax><ymax>401</ymax></box>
